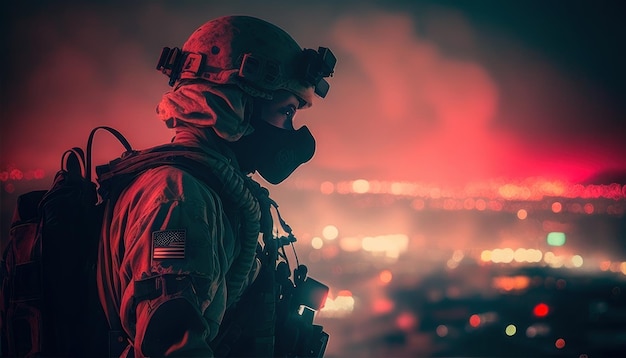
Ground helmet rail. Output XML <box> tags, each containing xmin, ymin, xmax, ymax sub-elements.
<box><xmin>157</xmin><ymin>46</ymin><xmax>335</xmax><ymax>98</ymax></box>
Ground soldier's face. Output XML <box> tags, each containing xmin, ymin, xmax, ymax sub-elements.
<box><xmin>258</xmin><ymin>90</ymin><xmax>301</xmax><ymax>130</ymax></box>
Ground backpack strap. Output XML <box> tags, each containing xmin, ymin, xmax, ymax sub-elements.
<box><xmin>83</xmin><ymin>127</ymin><xmax>135</xmax><ymax>356</ymax></box>
<box><xmin>86</xmin><ymin>126</ymin><xmax>133</xmax><ymax>182</ymax></box>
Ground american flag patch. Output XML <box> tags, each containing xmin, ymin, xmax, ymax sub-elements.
<box><xmin>152</xmin><ymin>229</ymin><xmax>186</xmax><ymax>260</ymax></box>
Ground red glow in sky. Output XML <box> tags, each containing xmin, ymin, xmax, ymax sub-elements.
<box><xmin>302</xmin><ymin>11</ymin><xmax>626</xmax><ymax>185</ymax></box>
<box><xmin>2</xmin><ymin>3</ymin><xmax>625</xmax><ymax>188</ymax></box>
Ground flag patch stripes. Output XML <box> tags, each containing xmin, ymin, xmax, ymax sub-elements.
<box><xmin>152</xmin><ymin>229</ymin><xmax>186</xmax><ymax>260</ymax></box>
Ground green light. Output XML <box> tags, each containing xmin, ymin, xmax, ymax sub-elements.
<box><xmin>547</xmin><ymin>232</ymin><xmax>566</xmax><ymax>246</ymax></box>
<box><xmin>505</xmin><ymin>324</ymin><xmax>517</xmax><ymax>336</ymax></box>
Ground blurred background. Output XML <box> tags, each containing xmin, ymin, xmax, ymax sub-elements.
<box><xmin>2</xmin><ymin>0</ymin><xmax>625</xmax><ymax>356</ymax></box>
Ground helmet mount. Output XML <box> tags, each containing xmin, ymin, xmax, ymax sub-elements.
<box><xmin>301</xmin><ymin>47</ymin><xmax>335</xmax><ymax>98</ymax></box>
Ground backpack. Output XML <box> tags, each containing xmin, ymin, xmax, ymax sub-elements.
<box><xmin>0</xmin><ymin>125</ymin><xmax>249</xmax><ymax>357</ymax></box>
<box><xmin>0</xmin><ymin>126</ymin><xmax>133</xmax><ymax>357</ymax></box>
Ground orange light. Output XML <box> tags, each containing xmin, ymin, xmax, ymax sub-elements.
<box><xmin>372</xmin><ymin>298</ymin><xmax>394</xmax><ymax>314</ymax></box>
<box><xmin>320</xmin><ymin>181</ymin><xmax>334</xmax><ymax>194</ymax></box>
<box><xmin>533</xmin><ymin>303</ymin><xmax>549</xmax><ymax>317</ymax></box>
<box><xmin>475</xmin><ymin>199</ymin><xmax>487</xmax><ymax>211</ymax></box>
<box><xmin>379</xmin><ymin>270</ymin><xmax>393</xmax><ymax>284</ymax></box>
<box><xmin>600</xmin><ymin>261</ymin><xmax>611</xmax><ymax>271</ymax></box>
<box><xmin>351</xmin><ymin>179</ymin><xmax>370</xmax><ymax>193</ymax></box>
<box><xmin>337</xmin><ymin>290</ymin><xmax>352</xmax><ymax>297</ymax></box>
<box><xmin>493</xmin><ymin>275</ymin><xmax>530</xmax><ymax>291</ymax></box>
<box><xmin>469</xmin><ymin>314</ymin><xmax>481</xmax><ymax>327</ymax></box>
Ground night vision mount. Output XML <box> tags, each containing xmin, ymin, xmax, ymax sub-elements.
<box><xmin>300</xmin><ymin>47</ymin><xmax>335</xmax><ymax>98</ymax></box>
<box><xmin>156</xmin><ymin>46</ymin><xmax>336</xmax><ymax>98</ymax></box>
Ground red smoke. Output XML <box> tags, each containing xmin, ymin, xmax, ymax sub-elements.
<box><xmin>2</xmin><ymin>7</ymin><xmax>625</xmax><ymax>188</ymax></box>
<box><xmin>299</xmin><ymin>11</ymin><xmax>626</xmax><ymax>185</ymax></box>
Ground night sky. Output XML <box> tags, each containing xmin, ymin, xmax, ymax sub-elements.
<box><xmin>1</xmin><ymin>0</ymin><xmax>626</xmax><ymax>188</ymax></box>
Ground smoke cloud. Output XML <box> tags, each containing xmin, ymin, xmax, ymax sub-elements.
<box><xmin>2</xmin><ymin>2</ymin><xmax>625</xmax><ymax>189</ymax></box>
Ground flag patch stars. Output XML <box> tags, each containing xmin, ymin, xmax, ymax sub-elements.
<box><xmin>152</xmin><ymin>229</ymin><xmax>186</xmax><ymax>260</ymax></box>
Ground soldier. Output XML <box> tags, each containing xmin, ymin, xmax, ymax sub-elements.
<box><xmin>97</xmin><ymin>15</ymin><xmax>335</xmax><ymax>357</ymax></box>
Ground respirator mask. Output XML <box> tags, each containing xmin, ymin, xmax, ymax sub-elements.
<box><xmin>228</xmin><ymin>118</ymin><xmax>315</xmax><ymax>184</ymax></box>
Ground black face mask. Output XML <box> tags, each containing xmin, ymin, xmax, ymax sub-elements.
<box><xmin>227</xmin><ymin>120</ymin><xmax>316</xmax><ymax>184</ymax></box>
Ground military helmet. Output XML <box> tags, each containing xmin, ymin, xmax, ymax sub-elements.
<box><xmin>157</xmin><ymin>15</ymin><xmax>335</xmax><ymax>108</ymax></box>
